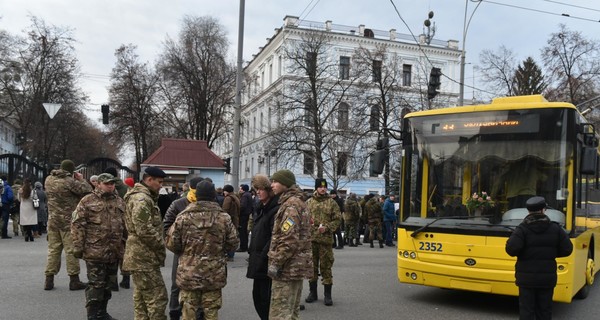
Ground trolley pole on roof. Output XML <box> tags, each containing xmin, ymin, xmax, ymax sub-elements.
<box><xmin>231</xmin><ymin>0</ymin><xmax>245</xmax><ymax>188</ymax></box>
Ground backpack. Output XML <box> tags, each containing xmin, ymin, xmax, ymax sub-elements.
<box><xmin>32</xmin><ymin>190</ymin><xmax>40</xmax><ymax>209</ymax></box>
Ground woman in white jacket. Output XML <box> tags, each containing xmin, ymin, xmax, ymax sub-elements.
<box><xmin>19</xmin><ymin>179</ymin><xmax>38</xmax><ymax>242</ymax></box>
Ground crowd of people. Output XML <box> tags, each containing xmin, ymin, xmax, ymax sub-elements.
<box><xmin>0</xmin><ymin>161</ymin><xmax>400</xmax><ymax>320</ymax></box>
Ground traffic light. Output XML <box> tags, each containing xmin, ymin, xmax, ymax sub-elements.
<box><xmin>101</xmin><ymin>104</ymin><xmax>109</xmax><ymax>124</ymax></box>
<box><xmin>224</xmin><ymin>157</ymin><xmax>231</xmax><ymax>174</ymax></box>
<box><xmin>427</xmin><ymin>67</ymin><xmax>442</xmax><ymax>100</ymax></box>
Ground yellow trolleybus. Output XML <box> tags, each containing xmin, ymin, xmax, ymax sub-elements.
<box><xmin>395</xmin><ymin>95</ymin><xmax>599</xmax><ymax>302</ymax></box>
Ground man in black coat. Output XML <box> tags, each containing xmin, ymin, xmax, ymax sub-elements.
<box><xmin>506</xmin><ymin>196</ymin><xmax>573</xmax><ymax>320</ymax></box>
<box><xmin>238</xmin><ymin>184</ymin><xmax>253</xmax><ymax>251</ymax></box>
<box><xmin>246</xmin><ymin>175</ymin><xmax>279</xmax><ymax>320</ymax></box>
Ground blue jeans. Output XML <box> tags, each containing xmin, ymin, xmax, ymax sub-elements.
<box><xmin>384</xmin><ymin>221</ymin><xmax>395</xmax><ymax>245</ymax></box>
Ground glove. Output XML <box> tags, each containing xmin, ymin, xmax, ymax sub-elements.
<box><xmin>267</xmin><ymin>265</ymin><xmax>281</xmax><ymax>279</ymax></box>
<box><xmin>73</xmin><ymin>250</ymin><xmax>83</xmax><ymax>259</ymax></box>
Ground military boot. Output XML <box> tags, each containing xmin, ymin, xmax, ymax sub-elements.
<box><xmin>324</xmin><ymin>284</ymin><xmax>333</xmax><ymax>306</ymax></box>
<box><xmin>110</xmin><ymin>277</ymin><xmax>119</xmax><ymax>291</ymax></box>
<box><xmin>305</xmin><ymin>281</ymin><xmax>318</xmax><ymax>303</ymax></box>
<box><xmin>69</xmin><ymin>274</ymin><xmax>87</xmax><ymax>290</ymax></box>
<box><xmin>356</xmin><ymin>237</ymin><xmax>363</xmax><ymax>245</ymax></box>
<box><xmin>349</xmin><ymin>239</ymin><xmax>357</xmax><ymax>247</ymax></box>
<box><xmin>44</xmin><ymin>275</ymin><xmax>54</xmax><ymax>290</ymax></box>
<box><xmin>379</xmin><ymin>240</ymin><xmax>384</xmax><ymax>248</ymax></box>
<box><xmin>370</xmin><ymin>240</ymin><xmax>374</xmax><ymax>248</ymax></box>
<box><xmin>119</xmin><ymin>275</ymin><xmax>130</xmax><ymax>289</ymax></box>
<box><xmin>87</xmin><ymin>301</ymin><xmax>101</xmax><ymax>320</ymax></box>
<box><xmin>100</xmin><ymin>300</ymin><xmax>118</xmax><ymax>320</ymax></box>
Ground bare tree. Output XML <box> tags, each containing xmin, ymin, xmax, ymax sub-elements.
<box><xmin>478</xmin><ymin>45</ymin><xmax>517</xmax><ymax>98</ymax></box>
<box><xmin>156</xmin><ymin>16</ymin><xmax>235</xmax><ymax>148</ymax></box>
<box><xmin>352</xmin><ymin>43</ymin><xmax>414</xmax><ymax>193</ymax></box>
<box><xmin>108</xmin><ymin>44</ymin><xmax>162</xmax><ymax>170</ymax></box>
<box><xmin>270</xmin><ymin>29</ymin><xmax>363</xmax><ymax>189</ymax></box>
<box><xmin>0</xmin><ymin>16</ymin><xmax>89</xmax><ymax>166</ymax></box>
<box><xmin>541</xmin><ymin>24</ymin><xmax>600</xmax><ymax>105</ymax></box>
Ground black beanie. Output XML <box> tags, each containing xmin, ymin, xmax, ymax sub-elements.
<box><xmin>196</xmin><ymin>180</ymin><xmax>216</xmax><ymax>201</ymax></box>
<box><xmin>104</xmin><ymin>167</ymin><xmax>118</xmax><ymax>176</ymax></box>
<box><xmin>315</xmin><ymin>178</ymin><xmax>327</xmax><ymax>189</ymax></box>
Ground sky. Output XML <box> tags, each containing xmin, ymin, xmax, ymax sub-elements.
<box><xmin>1</xmin><ymin>0</ymin><xmax>599</xmax><ymax>123</ymax></box>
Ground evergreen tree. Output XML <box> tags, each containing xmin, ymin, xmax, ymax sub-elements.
<box><xmin>512</xmin><ymin>57</ymin><xmax>547</xmax><ymax>96</ymax></box>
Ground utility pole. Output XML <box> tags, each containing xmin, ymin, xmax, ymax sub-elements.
<box><xmin>232</xmin><ymin>0</ymin><xmax>245</xmax><ymax>188</ymax></box>
<box><xmin>459</xmin><ymin>0</ymin><xmax>482</xmax><ymax>106</ymax></box>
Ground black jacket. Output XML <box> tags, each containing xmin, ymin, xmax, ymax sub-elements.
<box><xmin>163</xmin><ymin>197</ymin><xmax>191</xmax><ymax>235</ymax></box>
<box><xmin>505</xmin><ymin>213</ymin><xmax>573</xmax><ymax>288</ymax></box>
<box><xmin>246</xmin><ymin>195</ymin><xmax>280</xmax><ymax>279</ymax></box>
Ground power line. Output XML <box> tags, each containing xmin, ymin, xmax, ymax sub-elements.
<box><xmin>541</xmin><ymin>0</ymin><xmax>600</xmax><ymax>13</ymax></box>
<box><xmin>387</xmin><ymin>0</ymin><xmax>495</xmax><ymax>98</ymax></box>
<box><xmin>299</xmin><ymin>0</ymin><xmax>321</xmax><ymax>22</ymax></box>
<box><xmin>483</xmin><ymin>0</ymin><xmax>600</xmax><ymax>23</ymax></box>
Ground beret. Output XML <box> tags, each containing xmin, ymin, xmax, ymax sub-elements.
<box><xmin>144</xmin><ymin>166</ymin><xmax>166</xmax><ymax>178</ymax></box>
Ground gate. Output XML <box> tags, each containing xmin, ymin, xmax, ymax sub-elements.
<box><xmin>0</xmin><ymin>154</ymin><xmax>47</xmax><ymax>184</ymax></box>
<box><xmin>78</xmin><ymin>157</ymin><xmax>138</xmax><ymax>181</ymax></box>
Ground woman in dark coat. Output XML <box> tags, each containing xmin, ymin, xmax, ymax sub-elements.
<box><xmin>34</xmin><ymin>181</ymin><xmax>48</xmax><ymax>235</ymax></box>
<box><xmin>246</xmin><ymin>175</ymin><xmax>280</xmax><ymax>320</ymax></box>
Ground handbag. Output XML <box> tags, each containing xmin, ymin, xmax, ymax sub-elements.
<box><xmin>32</xmin><ymin>190</ymin><xmax>40</xmax><ymax>209</ymax></box>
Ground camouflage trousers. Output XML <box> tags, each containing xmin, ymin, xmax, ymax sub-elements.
<box><xmin>344</xmin><ymin>220</ymin><xmax>358</xmax><ymax>240</ymax></box>
<box><xmin>269</xmin><ymin>279</ymin><xmax>303</xmax><ymax>320</ymax></box>
<box><xmin>132</xmin><ymin>269</ymin><xmax>168</xmax><ymax>320</ymax></box>
<box><xmin>44</xmin><ymin>229</ymin><xmax>81</xmax><ymax>276</ymax></box>
<box><xmin>368</xmin><ymin>221</ymin><xmax>383</xmax><ymax>242</ymax></box>
<box><xmin>310</xmin><ymin>242</ymin><xmax>335</xmax><ymax>285</ymax></box>
<box><xmin>85</xmin><ymin>261</ymin><xmax>118</xmax><ymax>307</ymax></box>
<box><xmin>179</xmin><ymin>288</ymin><xmax>222</xmax><ymax>320</ymax></box>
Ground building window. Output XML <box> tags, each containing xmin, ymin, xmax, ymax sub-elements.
<box><xmin>261</xmin><ymin>70</ymin><xmax>265</xmax><ymax>90</ymax></box>
<box><xmin>338</xmin><ymin>102</ymin><xmax>349</xmax><ymax>129</ymax></box>
<box><xmin>372</xmin><ymin>60</ymin><xmax>382</xmax><ymax>82</ymax></box>
<box><xmin>370</xmin><ymin>105</ymin><xmax>380</xmax><ymax>131</ymax></box>
<box><xmin>304</xmin><ymin>151</ymin><xmax>314</xmax><ymax>175</ymax></box>
<box><xmin>403</xmin><ymin>64</ymin><xmax>412</xmax><ymax>86</ymax></box>
<box><xmin>260</xmin><ymin>112</ymin><xmax>264</xmax><ymax>134</ymax></box>
<box><xmin>253</xmin><ymin>116</ymin><xmax>256</xmax><ymax>140</ymax></box>
<box><xmin>269</xmin><ymin>63</ymin><xmax>273</xmax><ymax>85</ymax></box>
<box><xmin>369</xmin><ymin>155</ymin><xmax>378</xmax><ymax>177</ymax></box>
<box><xmin>306</xmin><ymin>51</ymin><xmax>317</xmax><ymax>78</ymax></box>
<box><xmin>278</xmin><ymin>55</ymin><xmax>283</xmax><ymax>77</ymax></box>
<box><xmin>339</xmin><ymin>56</ymin><xmax>350</xmax><ymax>80</ymax></box>
<box><xmin>337</xmin><ymin>152</ymin><xmax>349</xmax><ymax>176</ymax></box>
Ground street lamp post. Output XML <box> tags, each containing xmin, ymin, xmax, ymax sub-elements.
<box><xmin>232</xmin><ymin>0</ymin><xmax>245</xmax><ymax>188</ymax></box>
<box><xmin>458</xmin><ymin>0</ymin><xmax>482</xmax><ymax>106</ymax></box>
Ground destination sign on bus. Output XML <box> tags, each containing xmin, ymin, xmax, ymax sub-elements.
<box><xmin>420</xmin><ymin>114</ymin><xmax>539</xmax><ymax>136</ymax></box>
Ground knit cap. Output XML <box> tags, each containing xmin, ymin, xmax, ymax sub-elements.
<box><xmin>60</xmin><ymin>160</ymin><xmax>75</xmax><ymax>173</ymax></box>
<box><xmin>271</xmin><ymin>170</ymin><xmax>296</xmax><ymax>188</ymax></box>
<box><xmin>195</xmin><ymin>180</ymin><xmax>216</xmax><ymax>201</ymax></box>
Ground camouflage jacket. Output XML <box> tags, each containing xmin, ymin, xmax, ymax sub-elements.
<box><xmin>344</xmin><ymin>198</ymin><xmax>361</xmax><ymax>223</ymax></box>
<box><xmin>365</xmin><ymin>197</ymin><xmax>383</xmax><ymax>224</ymax></box>
<box><xmin>45</xmin><ymin>169</ymin><xmax>93</xmax><ymax>231</ymax></box>
<box><xmin>268</xmin><ymin>185</ymin><xmax>313</xmax><ymax>281</ymax></box>
<box><xmin>122</xmin><ymin>182</ymin><xmax>166</xmax><ymax>271</ymax></box>
<box><xmin>307</xmin><ymin>191</ymin><xmax>341</xmax><ymax>245</ymax></box>
<box><xmin>165</xmin><ymin>200</ymin><xmax>239</xmax><ymax>291</ymax></box>
<box><xmin>71</xmin><ymin>189</ymin><xmax>127</xmax><ymax>263</ymax></box>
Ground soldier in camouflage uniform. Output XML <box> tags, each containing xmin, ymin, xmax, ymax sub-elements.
<box><xmin>123</xmin><ymin>166</ymin><xmax>168</xmax><ymax>320</ymax></box>
<box><xmin>165</xmin><ymin>180</ymin><xmax>239</xmax><ymax>320</ymax></box>
<box><xmin>71</xmin><ymin>173</ymin><xmax>127</xmax><ymax>320</ymax></box>
<box><xmin>44</xmin><ymin>160</ymin><xmax>93</xmax><ymax>290</ymax></box>
<box><xmin>344</xmin><ymin>193</ymin><xmax>361</xmax><ymax>247</ymax></box>
<box><xmin>305</xmin><ymin>178</ymin><xmax>341</xmax><ymax>306</ymax></box>
<box><xmin>267</xmin><ymin>170</ymin><xmax>312</xmax><ymax>320</ymax></box>
<box><xmin>365</xmin><ymin>194</ymin><xmax>384</xmax><ymax>248</ymax></box>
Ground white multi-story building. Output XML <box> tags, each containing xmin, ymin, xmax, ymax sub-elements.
<box><xmin>0</xmin><ymin>118</ymin><xmax>19</xmax><ymax>155</ymax></box>
<box><xmin>231</xmin><ymin>15</ymin><xmax>461</xmax><ymax>195</ymax></box>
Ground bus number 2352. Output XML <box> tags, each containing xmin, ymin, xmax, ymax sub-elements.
<box><xmin>418</xmin><ymin>242</ymin><xmax>443</xmax><ymax>252</ymax></box>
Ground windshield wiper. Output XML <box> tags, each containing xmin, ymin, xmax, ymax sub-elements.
<box><xmin>410</xmin><ymin>215</ymin><xmax>493</xmax><ymax>238</ymax></box>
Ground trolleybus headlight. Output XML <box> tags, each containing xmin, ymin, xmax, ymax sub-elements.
<box><xmin>410</xmin><ymin>252</ymin><xmax>417</xmax><ymax>259</ymax></box>
<box><xmin>403</xmin><ymin>251</ymin><xmax>410</xmax><ymax>258</ymax></box>
<box><xmin>410</xmin><ymin>272</ymin><xmax>418</xmax><ymax>280</ymax></box>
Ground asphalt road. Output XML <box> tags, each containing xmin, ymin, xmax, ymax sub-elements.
<box><xmin>1</xmin><ymin>233</ymin><xmax>598</xmax><ymax>320</ymax></box>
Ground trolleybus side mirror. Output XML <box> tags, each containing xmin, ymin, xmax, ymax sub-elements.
<box><xmin>580</xmin><ymin>147</ymin><xmax>597</xmax><ymax>175</ymax></box>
